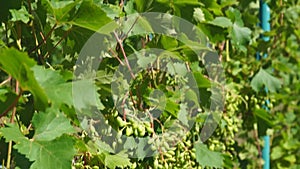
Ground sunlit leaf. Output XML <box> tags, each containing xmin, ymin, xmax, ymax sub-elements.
<box><xmin>207</xmin><ymin>17</ymin><xmax>232</xmax><ymax>28</ymax></box>
<box><xmin>0</xmin><ymin>48</ymin><xmax>48</xmax><ymax>110</ymax></box>
<box><xmin>0</xmin><ymin>124</ymin><xmax>76</xmax><ymax>169</ymax></box>
<box><xmin>103</xmin><ymin>151</ymin><xmax>131</xmax><ymax>169</ymax></box>
<box><xmin>251</xmin><ymin>68</ymin><xmax>282</xmax><ymax>93</ymax></box>
<box><xmin>9</xmin><ymin>6</ymin><xmax>31</xmax><ymax>23</ymax></box>
<box><xmin>229</xmin><ymin>23</ymin><xmax>251</xmax><ymax>46</ymax></box>
<box><xmin>32</xmin><ymin>108</ymin><xmax>75</xmax><ymax>141</ymax></box>
<box><xmin>195</xmin><ymin>142</ymin><xmax>223</xmax><ymax>168</ymax></box>
<box><xmin>71</xmin><ymin>1</ymin><xmax>113</xmax><ymax>32</ymax></box>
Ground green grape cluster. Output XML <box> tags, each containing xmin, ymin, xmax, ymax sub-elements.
<box><xmin>115</xmin><ymin>115</ymin><xmax>153</xmax><ymax>137</ymax></box>
<box><xmin>203</xmin><ymin>91</ymin><xmax>243</xmax><ymax>162</ymax></box>
<box><xmin>152</xmin><ymin>139</ymin><xmax>200</xmax><ymax>169</ymax></box>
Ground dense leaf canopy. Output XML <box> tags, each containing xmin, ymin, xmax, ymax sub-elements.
<box><xmin>0</xmin><ymin>0</ymin><xmax>299</xmax><ymax>169</ymax></box>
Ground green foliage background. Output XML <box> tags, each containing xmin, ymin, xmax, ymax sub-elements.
<box><xmin>0</xmin><ymin>0</ymin><xmax>299</xmax><ymax>169</ymax></box>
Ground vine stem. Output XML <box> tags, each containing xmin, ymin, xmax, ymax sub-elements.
<box><xmin>121</xmin><ymin>91</ymin><xmax>129</xmax><ymax>121</ymax></box>
<box><xmin>113</xmin><ymin>31</ymin><xmax>135</xmax><ymax>79</ymax></box>
<box><xmin>109</xmin><ymin>48</ymin><xmax>125</xmax><ymax>65</ymax></box>
<box><xmin>121</xmin><ymin>16</ymin><xmax>140</xmax><ymax>42</ymax></box>
<box><xmin>279</xmin><ymin>0</ymin><xmax>284</xmax><ymax>43</ymax></box>
<box><xmin>272</xmin><ymin>1</ymin><xmax>284</xmax><ymax>50</ymax></box>
<box><xmin>29</xmin><ymin>23</ymin><xmax>57</xmax><ymax>54</ymax></box>
<box><xmin>226</xmin><ymin>40</ymin><xmax>230</xmax><ymax>61</ymax></box>
<box><xmin>0</xmin><ymin>90</ymin><xmax>22</xmax><ymax>119</ymax></box>
<box><xmin>6</xmin><ymin>81</ymin><xmax>20</xmax><ymax>169</ymax></box>
<box><xmin>27</xmin><ymin>0</ymin><xmax>43</xmax><ymax>62</ymax></box>
<box><xmin>43</xmin><ymin>28</ymin><xmax>70</xmax><ymax>59</ymax></box>
<box><xmin>0</xmin><ymin>77</ymin><xmax>11</xmax><ymax>86</ymax></box>
<box><xmin>254</xmin><ymin>123</ymin><xmax>262</xmax><ymax>169</ymax></box>
<box><xmin>6</xmin><ymin>21</ymin><xmax>23</xmax><ymax>168</ymax></box>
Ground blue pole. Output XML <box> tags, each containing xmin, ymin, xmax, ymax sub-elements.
<box><xmin>258</xmin><ymin>1</ymin><xmax>270</xmax><ymax>169</ymax></box>
<box><xmin>260</xmin><ymin>1</ymin><xmax>270</xmax><ymax>41</ymax></box>
<box><xmin>262</xmin><ymin>135</ymin><xmax>270</xmax><ymax>169</ymax></box>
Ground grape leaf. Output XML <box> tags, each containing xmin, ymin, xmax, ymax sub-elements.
<box><xmin>72</xmin><ymin>79</ymin><xmax>105</xmax><ymax>111</ymax></box>
<box><xmin>137</xmin><ymin>54</ymin><xmax>157</xmax><ymax>68</ymax></box>
<box><xmin>166</xmin><ymin>62</ymin><xmax>187</xmax><ymax>76</ymax></box>
<box><xmin>207</xmin><ymin>17</ymin><xmax>232</xmax><ymax>28</ymax></box>
<box><xmin>100</xmin><ymin>3</ymin><xmax>123</xmax><ymax>19</ymax></box>
<box><xmin>225</xmin><ymin>7</ymin><xmax>243</xmax><ymax>27</ymax></box>
<box><xmin>42</xmin><ymin>0</ymin><xmax>115</xmax><ymax>32</ymax></box>
<box><xmin>0</xmin><ymin>124</ymin><xmax>76</xmax><ymax>169</ymax></box>
<box><xmin>0</xmin><ymin>124</ymin><xmax>26</xmax><ymax>142</ymax></box>
<box><xmin>18</xmin><ymin>135</ymin><xmax>75</xmax><ymax>169</ymax></box>
<box><xmin>71</xmin><ymin>1</ymin><xmax>114</xmax><ymax>32</ymax></box>
<box><xmin>178</xmin><ymin>103</ymin><xmax>189</xmax><ymax>127</ymax></box>
<box><xmin>251</xmin><ymin>68</ymin><xmax>282</xmax><ymax>93</ymax></box>
<box><xmin>0</xmin><ymin>48</ymin><xmax>48</xmax><ymax>110</ymax></box>
<box><xmin>136</xmin><ymin>138</ymin><xmax>153</xmax><ymax>160</ymax></box>
<box><xmin>103</xmin><ymin>151</ymin><xmax>131</xmax><ymax>169</ymax></box>
<box><xmin>229</xmin><ymin>23</ymin><xmax>251</xmax><ymax>46</ymax></box>
<box><xmin>32</xmin><ymin>66</ymin><xmax>73</xmax><ymax>108</ymax></box>
<box><xmin>9</xmin><ymin>6</ymin><xmax>31</xmax><ymax>23</ymax></box>
<box><xmin>202</xmin><ymin>0</ymin><xmax>222</xmax><ymax>15</ymax></box>
<box><xmin>195</xmin><ymin>142</ymin><xmax>223</xmax><ymax>168</ymax></box>
<box><xmin>32</xmin><ymin>108</ymin><xmax>75</xmax><ymax>141</ymax></box>
<box><xmin>94</xmin><ymin>139</ymin><xmax>115</xmax><ymax>153</ymax></box>
<box><xmin>32</xmin><ymin>66</ymin><xmax>104</xmax><ymax>110</ymax></box>
<box><xmin>255</xmin><ymin>108</ymin><xmax>274</xmax><ymax>136</ymax></box>
<box><xmin>160</xmin><ymin>36</ymin><xmax>178</xmax><ymax>49</ymax></box>
<box><xmin>41</xmin><ymin>0</ymin><xmax>79</xmax><ymax>23</ymax></box>
<box><xmin>134</xmin><ymin>0</ymin><xmax>151</xmax><ymax>12</ymax></box>
<box><xmin>192</xmin><ymin>71</ymin><xmax>211</xmax><ymax>88</ymax></box>
<box><xmin>174</xmin><ymin>0</ymin><xmax>203</xmax><ymax>6</ymax></box>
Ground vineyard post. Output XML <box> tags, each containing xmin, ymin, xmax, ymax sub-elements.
<box><xmin>258</xmin><ymin>0</ymin><xmax>271</xmax><ymax>169</ymax></box>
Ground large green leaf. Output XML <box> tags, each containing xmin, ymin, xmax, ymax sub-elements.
<box><xmin>42</xmin><ymin>0</ymin><xmax>115</xmax><ymax>32</ymax></box>
<box><xmin>18</xmin><ymin>136</ymin><xmax>75</xmax><ymax>169</ymax></box>
<box><xmin>201</xmin><ymin>0</ymin><xmax>222</xmax><ymax>15</ymax></box>
<box><xmin>137</xmin><ymin>54</ymin><xmax>157</xmax><ymax>68</ymax></box>
<box><xmin>71</xmin><ymin>1</ymin><xmax>113</xmax><ymax>32</ymax></box>
<box><xmin>160</xmin><ymin>36</ymin><xmax>178</xmax><ymax>50</ymax></box>
<box><xmin>32</xmin><ymin>66</ymin><xmax>104</xmax><ymax>110</ymax></box>
<box><xmin>166</xmin><ymin>62</ymin><xmax>187</xmax><ymax>76</ymax></box>
<box><xmin>0</xmin><ymin>48</ymin><xmax>48</xmax><ymax>110</ymax></box>
<box><xmin>251</xmin><ymin>68</ymin><xmax>282</xmax><ymax>93</ymax></box>
<box><xmin>32</xmin><ymin>66</ymin><xmax>73</xmax><ymax>108</ymax></box>
<box><xmin>32</xmin><ymin>108</ymin><xmax>75</xmax><ymax>141</ymax></box>
<box><xmin>0</xmin><ymin>124</ymin><xmax>26</xmax><ymax>141</ymax></box>
<box><xmin>207</xmin><ymin>17</ymin><xmax>232</xmax><ymax>28</ymax></box>
<box><xmin>0</xmin><ymin>124</ymin><xmax>76</xmax><ymax>169</ymax></box>
<box><xmin>174</xmin><ymin>0</ymin><xmax>203</xmax><ymax>6</ymax></box>
<box><xmin>225</xmin><ymin>7</ymin><xmax>243</xmax><ymax>26</ymax></box>
<box><xmin>195</xmin><ymin>142</ymin><xmax>223</xmax><ymax>168</ymax></box>
<box><xmin>135</xmin><ymin>138</ymin><xmax>153</xmax><ymax>160</ymax></box>
<box><xmin>229</xmin><ymin>23</ymin><xmax>251</xmax><ymax>47</ymax></box>
<box><xmin>178</xmin><ymin>103</ymin><xmax>189</xmax><ymax>126</ymax></box>
<box><xmin>72</xmin><ymin>79</ymin><xmax>105</xmax><ymax>111</ymax></box>
<box><xmin>41</xmin><ymin>0</ymin><xmax>79</xmax><ymax>23</ymax></box>
<box><xmin>134</xmin><ymin>0</ymin><xmax>154</xmax><ymax>12</ymax></box>
<box><xmin>193</xmin><ymin>71</ymin><xmax>211</xmax><ymax>88</ymax></box>
<box><xmin>254</xmin><ymin>108</ymin><xmax>273</xmax><ymax>136</ymax></box>
<box><xmin>102</xmin><ymin>151</ymin><xmax>131</xmax><ymax>169</ymax></box>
